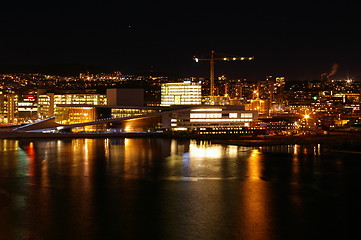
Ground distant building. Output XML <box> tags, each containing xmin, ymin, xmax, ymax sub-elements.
<box><xmin>161</xmin><ymin>81</ymin><xmax>202</xmax><ymax>106</ymax></box>
<box><xmin>258</xmin><ymin>116</ymin><xmax>299</xmax><ymax>133</ymax></box>
<box><xmin>246</xmin><ymin>99</ymin><xmax>269</xmax><ymax>115</ymax></box>
<box><xmin>106</xmin><ymin>88</ymin><xmax>144</xmax><ymax>106</ymax></box>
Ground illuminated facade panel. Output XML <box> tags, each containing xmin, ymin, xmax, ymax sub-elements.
<box><xmin>38</xmin><ymin>93</ymin><xmax>107</xmax><ymax>119</ymax></box>
<box><xmin>55</xmin><ymin>105</ymin><xmax>158</xmax><ymax>126</ymax></box>
<box><xmin>53</xmin><ymin>105</ymin><xmax>163</xmax><ymax>132</ymax></box>
<box><xmin>55</xmin><ymin>106</ymin><xmax>97</xmax><ymax>125</ymax></box>
<box><xmin>161</xmin><ymin>82</ymin><xmax>202</xmax><ymax>106</ymax></box>
<box><xmin>111</xmin><ymin>108</ymin><xmax>157</xmax><ymax>118</ymax></box>
<box><xmin>53</xmin><ymin>94</ymin><xmax>107</xmax><ymax>105</ymax></box>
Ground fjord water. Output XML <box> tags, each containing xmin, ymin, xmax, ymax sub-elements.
<box><xmin>0</xmin><ymin>138</ymin><xmax>360</xmax><ymax>240</ymax></box>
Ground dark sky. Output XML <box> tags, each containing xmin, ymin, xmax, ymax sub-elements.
<box><xmin>1</xmin><ymin>1</ymin><xmax>360</xmax><ymax>81</ymax></box>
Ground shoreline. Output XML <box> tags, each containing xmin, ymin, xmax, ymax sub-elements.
<box><xmin>211</xmin><ymin>134</ymin><xmax>361</xmax><ymax>146</ymax></box>
<box><xmin>1</xmin><ymin>131</ymin><xmax>361</xmax><ymax>147</ymax></box>
<box><xmin>0</xmin><ymin>131</ymin><xmax>165</xmax><ymax>139</ymax></box>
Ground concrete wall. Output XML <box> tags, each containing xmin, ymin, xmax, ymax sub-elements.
<box><xmin>107</xmin><ymin>88</ymin><xmax>144</xmax><ymax>106</ymax></box>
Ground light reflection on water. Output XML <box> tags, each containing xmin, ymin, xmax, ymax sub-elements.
<box><xmin>0</xmin><ymin>138</ymin><xmax>359</xmax><ymax>240</ymax></box>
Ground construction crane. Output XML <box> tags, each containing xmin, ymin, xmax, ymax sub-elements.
<box><xmin>193</xmin><ymin>51</ymin><xmax>254</xmax><ymax>98</ymax></box>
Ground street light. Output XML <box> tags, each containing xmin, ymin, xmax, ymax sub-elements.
<box><xmin>303</xmin><ymin>114</ymin><xmax>310</xmax><ymax>131</ymax></box>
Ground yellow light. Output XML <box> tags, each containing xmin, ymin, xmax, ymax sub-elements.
<box><xmin>304</xmin><ymin>114</ymin><xmax>310</xmax><ymax>119</ymax></box>
<box><xmin>124</xmin><ymin>126</ymin><xmax>133</xmax><ymax>132</ymax></box>
<box><xmin>191</xmin><ymin>108</ymin><xmax>222</xmax><ymax>112</ymax></box>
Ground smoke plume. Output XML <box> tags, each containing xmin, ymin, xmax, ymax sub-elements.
<box><xmin>328</xmin><ymin>63</ymin><xmax>339</xmax><ymax>77</ymax></box>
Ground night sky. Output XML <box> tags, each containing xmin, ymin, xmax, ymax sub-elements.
<box><xmin>1</xmin><ymin>1</ymin><xmax>360</xmax><ymax>81</ymax></box>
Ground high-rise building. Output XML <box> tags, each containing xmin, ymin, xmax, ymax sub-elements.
<box><xmin>161</xmin><ymin>81</ymin><xmax>202</xmax><ymax>106</ymax></box>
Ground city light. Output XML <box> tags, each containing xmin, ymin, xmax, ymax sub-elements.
<box><xmin>1</xmin><ymin>70</ymin><xmax>361</xmax><ymax>135</ymax></box>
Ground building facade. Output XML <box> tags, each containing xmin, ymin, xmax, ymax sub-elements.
<box><xmin>17</xmin><ymin>94</ymin><xmax>38</xmax><ymax>123</ymax></box>
<box><xmin>0</xmin><ymin>93</ymin><xmax>18</xmax><ymax>124</ymax></box>
<box><xmin>106</xmin><ymin>88</ymin><xmax>144</xmax><ymax>106</ymax></box>
<box><xmin>38</xmin><ymin>92</ymin><xmax>107</xmax><ymax>119</ymax></box>
<box><xmin>165</xmin><ymin>105</ymin><xmax>262</xmax><ymax>135</ymax></box>
<box><xmin>161</xmin><ymin>81</ymin><xmax>202</xmax><ymax>106</ymax></box>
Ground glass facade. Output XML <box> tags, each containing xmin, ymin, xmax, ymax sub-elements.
<box><xmin>55</xmin><ymin>107</ymin><xmax>96</xmax><ymax>125</ymax></box>
<box><xmin>111</xmin><ymin>108</ymin><xmax>157</xmax><ymax>118</ymax></box>
<box><xmin>54</xmin><ymin>94</ymin><xmax>107</xmax><ymax>105</ymax></box>
<box><xmin>38</xmin><ymin>93</ymin><xmax>107</xmax><ymax>119</ymax></box>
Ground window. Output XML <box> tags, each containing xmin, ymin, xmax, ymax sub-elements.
<box><xmin>229</xmin><ymin>113</ymin><xmax>237</xmax><ymax>118</ymax></box>
<box><xmin>174</xmin><ymin>95</ymin><xmax>181</xmax><ymax>104</ymax></box>
<box><xmin>241</xmin><ymin>113</ymin><xmax>253</xmax><ymax>118</ymax></box>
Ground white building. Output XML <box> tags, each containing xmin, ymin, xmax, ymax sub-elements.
<box><xmin>163</xmin><ymin>105</ymin><xmax>262</xmax><ymax>135</ymax></box>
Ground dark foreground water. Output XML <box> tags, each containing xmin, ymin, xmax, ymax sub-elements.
<box><xmin>1</xmin><ymin>138</ymin><xmax>361</xmax><ymax>240</ymax></box>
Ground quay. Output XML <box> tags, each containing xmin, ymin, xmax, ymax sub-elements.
<box><xmin>0</xmin><ymin>131</ymin><xmax>165</xmax><ymax>139</ymax></box>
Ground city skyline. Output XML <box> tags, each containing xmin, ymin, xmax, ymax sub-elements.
<box><xmin>0</xmin><ymin>1</ymin><xmax>360</xmax><ymax>81</ymax></box>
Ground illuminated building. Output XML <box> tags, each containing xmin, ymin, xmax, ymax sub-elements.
<box><xmin>37</xmin><ymin>93</ymin><xmax>54</xmax><ymax>119</ymax></box>
<box><xmin>258</xmin><ymin>116</ymin><xmax>299</xmax><ymax>134</ymax></box>
<box><xmin>54</xmin><ymin>105</ymin><xmax>259</xmax><ymax>134</ymax></box>
<box><xmin>166</xmin><ymin>105</ymin><xmax>261</xmax><ymax>135</ymax></box>
<box><xmin>14</xmin><ymin>104</ymin><xmax>264</xmax><ymax>136</ymax></box>
<box><xmin>246</xmin><ymin>99</ymin><xmax>269</xmax><ymax>115</ymax></box>
<box><xmin>38</xmin><ymin>92</ymin><xmax>107</xmax><ymax>119</ymax></box>
<box><xmin>55</xmin><ymin>105</ymin><xmax>102</xmax><ymax>125</ymax></box>
<box><xmin>0</xmin><ymin>93</ymin><xmax>18</xmax><ymax>123</ymax></box>
<box><xmin>319</xmin><ymin>93</ymin><xmax>360</xmax><ymax>105</ymax></box>
<box><xmin>17</xmin><ymin>94</ymin><xmax>38</xmax><ymax>123</ymax></box>
<box><xmin>275</xmin><ymin>77</ymin><xmax>285</xmax><ymax>86</ymax></box>
<box><xmin>54</xmin><ymin>94</ymin><xmax>106</xmax><ymax>105</ymax></box>
<box><xmin>161</xmin><ymin>81</ymin><xmax>201</xmax><ymax>106</ymax></box>
<box><xmin>55</xmin><ymin>105</ymin><xmax>160</xmax><ymax>125</ymax></box>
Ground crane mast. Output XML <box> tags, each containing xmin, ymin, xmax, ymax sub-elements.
<box><xmin>194</xmin><ymin>51</ymin><xmax>254</xmax><ymax>99</ymax></box>
<box><xmin>210</xmin><ymin>51</ymin><xmax>215</xmax><ymax>97</ymax></box>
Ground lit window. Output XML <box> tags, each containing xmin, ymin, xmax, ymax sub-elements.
<box><xmin>229</xmin><ymin>113</ymin><xmax>237</xmax><ymax>118</ymax></box>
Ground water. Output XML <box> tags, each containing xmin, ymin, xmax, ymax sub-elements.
<box><xmin>0</xmin><ymin>138</ymin><xmax>360</xmax><ymax>240</ymax></box>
